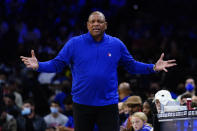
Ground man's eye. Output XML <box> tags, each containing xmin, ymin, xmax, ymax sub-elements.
<box><xmin>98</xmin><ymin>21</ymin><xmax>104</xmax><ymax>23</ymax></box>
<box><xmin>90</xmin><ymin>20</ymin><xmax>104</xmax><ymax>24</ymax></box>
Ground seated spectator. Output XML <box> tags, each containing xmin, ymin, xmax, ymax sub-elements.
<box><xmin>180</xmin><ymin>93</ymin><xmax>192</xmax><ymax>106</ymax></box>
<box><xmin>192</xmin><ymin>95</ymin><xmax>197</xmax><ymax>103</ymax></box>
<box><xmin>142</xmin><ymin>99</ymin><xmax>153</xmax><ymax>125</ymax></box>
<box><xmin>44</xmin><ymin>100</ymin><xmax>68</xmax><ymax>128</ymax></box>
<box><xmin>4</xmin><ymin>79</ymin><xmax>23</xmax><ymax>108</ymax></box>
<box><xmin>54</xmin><ymin>80</ymin><xmax>71</xmax><ymax>112</ymax></box>
<box><xmin>119</xmin><ymin>102</ymin><xmax>130</xmax><ymax>126</ymax></box>
<box><xmin>17</xmin><ymin>99</ymin><xmax>46</xmax><ymax>131</ymax></box>
<box><xmin>148</xmin><ymin>99</ymin><xmax>160</xmax><ymax>131</ymax></box>
<box><xmin>63</xmin><ymin>95</ymin><xmax>74</xmax><ymax>129</ymax></box>
<box><xmin>131</xmin><ymin>112</ymin><xmax>153</xmax><ymax>131</ymax></box>
<box><xmin>120</xmin><ymin>95</ymin><xmax>142</xmax><ymax>131</ymax></box>
<box><xmin>118</xmin><ymin>82</ymin><xmax>132</xmax><ymax>102</ymax></box>
<box><xmin>0</xmin><ymin>107</ymin><xmax>17</xmax><ymax>131</ymax></box>
<box><xmin>177</xmin><ymin>77</ymin><xmax>196</xmax><ymax>103</ymax></box>
<box><xmin>3</xmin><ymin>93</ymin><xmax>20</xmax><ymax>118</ymax></box>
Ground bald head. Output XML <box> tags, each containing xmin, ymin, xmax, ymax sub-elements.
<box><xmin>119</xmin><ymin>82</ymin><xmax>130</xmax><ymax>90</ymax></box>
<box><xmin>118</xmin><ymin>82</ymin><xmax>132</xmax><ymax>100</ymax></box>
<box><xmin>88</xmin><ymin>11</ymin><xmax>106</xmax><ymax>22</ymax></box>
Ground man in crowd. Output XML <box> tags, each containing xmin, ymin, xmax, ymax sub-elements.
<box><xmin>17</xmin><ymin>99</ymin><xmax>46</xmax><ymax>131</ymax></box>
<box><xmin>0</xmin><ymin>107</ymin><xmax>17</xmax><ymax>131</ymax></box>
<box><xmin>119</xmin><ymin>82</ymin><xmax>132</xmax><ymax>102</ymax></box>
<box><xmin>44</xmin><ymin>100</ymin><xmax>68</xmax><ymax>128</ymax></box>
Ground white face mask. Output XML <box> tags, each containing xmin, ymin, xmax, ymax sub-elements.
<box><xmin>50</xmin><ymin>107</ymin><xmax>58</xmax><ymax>114</ymax></box>
<box><xmin>21</xmin><ymin>107</ymin><xmax>31</xmax><ymax>115</ymax></box>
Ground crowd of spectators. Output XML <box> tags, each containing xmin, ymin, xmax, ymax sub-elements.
<box><xmin>1</xmin><ymin>0</ymin><xmax>197</xmax><ymax>130</ymax></box>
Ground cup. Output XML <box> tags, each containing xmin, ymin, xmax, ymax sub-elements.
<box><xmin>186</xmin><ymin>98</ymin><xmax>192</xmax><ymax>110</ymax></box>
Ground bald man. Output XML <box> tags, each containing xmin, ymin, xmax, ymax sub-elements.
<box><xmin>118</xmin><ymin>82</ymin><xmax>132</xmax><ymax>102</ymax></box>
<box><xmin>21</xmin><ymin>11</ymin><xmax>176</xmax><ymax>131</ymax></box>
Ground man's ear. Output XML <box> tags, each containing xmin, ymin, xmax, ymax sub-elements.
<box><xmin>87</xmin><ymin>21</ymin><xmax>89</xmax><ymax>30</ymax></box>
<box><xmin>105</xmin><ymin>22</ymin><xmax>108</xmax><ymax>30</ymax></box>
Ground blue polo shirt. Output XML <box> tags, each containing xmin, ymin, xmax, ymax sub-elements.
<box><xmin>38</xmin><ymin>32</ymin><xmax>155</xmax><ymax>106</ymax></box>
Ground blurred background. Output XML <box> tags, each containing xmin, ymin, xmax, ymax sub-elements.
<box><xmin>0</xmin><ymin>0</ymin><xmax>197</xmax><ymax>116</ymax></box>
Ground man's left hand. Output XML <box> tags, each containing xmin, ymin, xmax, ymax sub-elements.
<box><xmin>154</xmin><ymin>53</ymin><xmax>177</xmax><ymax>72</ymax></box>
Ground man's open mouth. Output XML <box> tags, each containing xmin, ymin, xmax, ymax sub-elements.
<box><xmin>93</xmin><ymin>28</ymin><xmax>100</xmax><ymax>31</ymax></box>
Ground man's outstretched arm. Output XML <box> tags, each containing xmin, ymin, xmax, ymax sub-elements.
<box><xmin>119</xmin><ymin>41</ymin><xmax>177</xmax><ymax>74</ymax></box>
<box><xmin>20</xmin><ymin>49</ymin><xmax>68</xmax><ymax>73</ymax></box>
<box><xmin>20</xmin><ymin>50</ymin><xmax>68</xmax><ymax>73</ymax></box>
<box><xmin>20</xmin><ymin>38</ymin><xmax>74</xmax><ymax>73</ymax></box>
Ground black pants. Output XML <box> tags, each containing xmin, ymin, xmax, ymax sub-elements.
<box><xmin>73</xmin><ymin>103</ymin><xmax>119</xmax><ymax>131</ymax></box>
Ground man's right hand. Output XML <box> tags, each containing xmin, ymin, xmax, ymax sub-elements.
<box><xmin>20</xmin><ymin>50</ymin><xmax>39</xmax><ymax>70</ymax></box>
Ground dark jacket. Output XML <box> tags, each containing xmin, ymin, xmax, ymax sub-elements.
<box><xmin>17</xmin><ymin>115</ymin><xmax>46</xmax><ymax>131</ymax></box>
<box><xmin>0</xmin><ymin>113</ymin><xmax>17</xmax><ymax>131</ymax></box>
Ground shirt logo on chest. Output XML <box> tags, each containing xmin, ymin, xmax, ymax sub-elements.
<box><xmin>108</xmin><ymin>53</ymin><xmax>112</xmax><ymax>57</ymax></box>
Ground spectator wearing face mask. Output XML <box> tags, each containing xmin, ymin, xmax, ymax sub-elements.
<box><xmin>177</xmin><ymin>77</ymin><xmax>196</xmax><ymax>103</ymax></box>
<box><xmin>44</xmin><ymin>100</ymin><xmax>68</xmax><ymax>128</ymax></box>
<box><xmin>17</xmin><ymin>99</ymin><xmax>46</xmax><ymax>131</ymax></box>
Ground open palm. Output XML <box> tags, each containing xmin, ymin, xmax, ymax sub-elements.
<box><xmin>20</xmin><ymin>50</ymin><xmax>39</xmax><ymax>70</ymax></box>
<box><xmin>154</xmin><ymin>53</ymin><xmax>177</xmax><ymax>72</ymax></box>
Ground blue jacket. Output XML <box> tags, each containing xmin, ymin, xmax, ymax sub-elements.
<box><xmin>38</xmin><ymin>32</ymin><xmax>155</xmax><ymax>106</ymax></box>
<box><xmin>137</xmin><ymin>124</ymin><xmax>153</xmax><ymax>131</ymax></box>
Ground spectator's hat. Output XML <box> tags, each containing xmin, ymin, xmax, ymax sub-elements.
<box><xmin>125</xmin><ymin>96</ymin><xmax>142</xmax><ymax>105</ymax></box>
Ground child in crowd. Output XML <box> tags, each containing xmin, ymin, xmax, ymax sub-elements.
<box><xmin>131</xmin><ymin>112</ymin><xmax>153</xmax><ymax>131</ymax></box>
